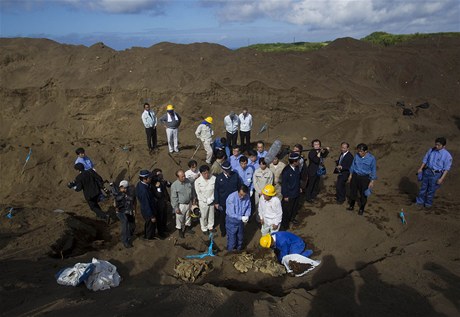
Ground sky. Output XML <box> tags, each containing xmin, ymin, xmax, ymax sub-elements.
<box><xmin>1</xmin><ymin>0</ymin><xmax>459</xmax><ymax>50</ymax></box>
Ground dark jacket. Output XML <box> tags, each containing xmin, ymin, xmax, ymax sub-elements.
<box><xmin>74</xmin><ymin>169</ymin><xmax>104</xmax><ymax>200</ymax></box>
<box><xmin>336</xmin><ymin>152</ymin><xmax>354</xmax><ymax>174</ymax></box>
<box><xmin>114</xmin><ymin>187</ymin><xmax>136</xmax><ymax>215</ymax></box>
<box><xmin>136</xmin><ymin>181</ymin><xmax>157</xmax><ymax>220</ymax></box>
<box><xmin>214</xmin><ymin>171</ymin><xmax>241</xmax><ymax>207</ymax></box>
<box><xmin>281</xmin><ymin>165</ymin><xmax>301</xmax><ymax>198</ymax></box>
<box><xmin>307</xmin><ymin>149</ymin><xmax>329</xmax><ymax>176</ymax></box>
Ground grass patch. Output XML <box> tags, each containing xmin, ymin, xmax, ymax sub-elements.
<box><xmin>361</xmin><ymin>31</ymin><xmax>460</xmax><ymax>46</ymax></box>
<box><xmin>244</xmin><ymin>41</ymin><xmax>329</xmax><ymax>52</ymax></box>
<box><xmin>241</xmin><ymin>32</ymin><xmax>460</xmax><ymax>52</ymax></box>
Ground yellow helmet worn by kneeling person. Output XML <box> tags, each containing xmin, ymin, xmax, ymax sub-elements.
<box><xmin>262</xmin><ymin>184</ymin><xmax>276</xmax><ymax>196</ymax></box>
<box><xmin>260</xmin><ymin>234</ymin><xmax>272</xmax><ymax>248</ymax></box>
<box><xmin>204</xmin><ymin>117</ymin><xmax>213</xmax><ymax>124</ymax></box>
<box><xmin>166</xmin><ymin>104</ymin><xmax>174</xmax><ymax>111</ymax></box>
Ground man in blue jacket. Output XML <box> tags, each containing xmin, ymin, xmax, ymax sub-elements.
<box><xmin>416</xmin><ymin>137</ymin><xmax>453</xmax><ymax>208</ymax></box>
<box><xmin>136</xmin><ymin>170</ymin><xmax>158</xmax><ymax>240</ymax></box>
<box><xmin>225</xmin><ymin>185</ymin><xmax>251</xmax><ymax>251</ymax></box>
<box><xmin>260</xmin><ymin>231</ymin><xmax>313</xmax><ymax>262</ymax></box>
<box><xmin>214</xmin><ymin>161</ymin><xmax>241</xmax><ymax>237</ymax></box>
<box><xmin>347</xmin><ymin>143</ymin><xmax>377</xmax><ymax>215</ymax></box>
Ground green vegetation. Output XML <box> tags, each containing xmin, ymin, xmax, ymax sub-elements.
<box><xmin>361</xmin><ymin>31</ymin><xmax>460</xmax><ymax>46</ymax></box>
<box><xmin>244</xmin><ymin>41</ymin><xmax>329</xmax><ymax>52</ymax></box>
<box><xmin>243</xmin><ymin>32</ymin><xmax>460</xmax><ymax>52</ymax></box>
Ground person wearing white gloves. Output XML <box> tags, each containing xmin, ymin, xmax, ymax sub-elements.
<box><xmin>194</xmin><ymin>165</ymin><xmax>216</xmax><ymax>235</ymax></box>
<box><xmin>225</xmin><ymin>185</ymin><xmax>251</xmax><ymax>251</ymax></box>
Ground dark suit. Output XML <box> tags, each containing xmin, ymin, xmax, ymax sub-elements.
<box><xmin>335</xmin><ymin>151</ymin><xmax>354</xmax><ymax>203</ymax></box>
<box><xmin>74</xmin><ymin>169</ymin><xmax>107</xmax><ymax>219</ymax></box>
<box><xmin>136</xmin><ymin>181</ymin><xmax>158</xmax><ymax>239</ymax></box>
<box><xmin>305</xmin><ymin>149</ymin><xmax>329</xmax><ymax>201</ymax></box>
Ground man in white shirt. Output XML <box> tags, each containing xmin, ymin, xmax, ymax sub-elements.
<box><xmin>258</xmin><ymin>184</ymin><xmax>282</xmax><ymax>235</ymax></box>
<box><xmin>239</xmin><ymin>108</ymin><xmax>253</xmax><ymax>152</ymax></box>
<box><xmin>224</xmin><ymin>111</ymin><xmax>240</xmax><ymax>149</ymax></box>
<box><xmin>194</xmin><ymin>165</ymin><xmax>216</xmax><ymax>234</ymax></box>
<box><xmin>141</xmin><ymin>103</ymin><xmax>157</xmax><ymax>153</ymax></box>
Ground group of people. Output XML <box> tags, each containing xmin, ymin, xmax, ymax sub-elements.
<box><xmin>70</xmin><ymin>112</ymin><xmax>453</xmax><ymax>258</ymax></box>
<box><xmin>141</xmin><ymin>103</ymin><xmax>254</xmax><ymax>157</ymax></box>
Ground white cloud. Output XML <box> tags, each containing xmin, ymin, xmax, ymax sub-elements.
<box><xmin>64</xmin><ymin>0</ymin><xmax>167</xmax><ymax>14</ymax></box>
<box><xmin>207</xmin><ymin>0</ymin><xmax>460</xmax><ymax>31</ymax></box>
<box><xmin>0</xmin><ymin>0</ymin><xmax>168</xmax><ymax>14</ymax></box>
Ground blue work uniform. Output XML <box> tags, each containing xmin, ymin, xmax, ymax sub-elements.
<box><xmin>225</xmin><ymin>191</ymin><xmax>251</xmax><ymax>250</ymax></box>
<box><xmin>348</xmin><ymin>152</ymin><xmax>377</xmax><ymax>212</ymax></box>
<box><xmin>271</xmin><ymin>231</ymin><xmax>313</xmax><ymax>262</ymax></box>
<box><xmin>416</xmin><ymin>147</ymin><xmax>452</xmax><ymax>207</ymax></box>
<box><xmin>235</xmin><ymin>165</ymin><xmax>255</xmax><ymax>192</ymax></box>
<box><xmin>229</xmin><ymin>154</ymin><xmax>243</xmax><ymax>171</ymax></box>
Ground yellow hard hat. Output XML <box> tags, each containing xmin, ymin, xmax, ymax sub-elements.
<box><xmin>262</xmin><ymin>184</ymin><xmax>276</xmax><ymax>196</ymax></box>
<box><xmin>260</xmin><ymin>234</ymin><xmax>272</xmax><ymax>248</ymax></box>
<box><xmin>204</xmin><ymin>116</ymin><xmax>213</xmax><ymax>124</ymax></box>
<box><xmin>166</xmin><ymin>104</ymin><xmax>174</xmax><ymax>111</ymax></box>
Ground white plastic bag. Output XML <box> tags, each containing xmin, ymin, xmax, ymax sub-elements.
<box><xmin>56</xmin><ymin>263</ymin><xmax>95</xmax><ymax>286</ymax></box>
<box><xmin>84</xmin><ymin>258</ymin><xmax>121</xmax><ymax>291</ymax></box>
<box><xmin>281</xmin><ymin>254</ymin><xmax>321</xmax><ymax>277</ymax></box>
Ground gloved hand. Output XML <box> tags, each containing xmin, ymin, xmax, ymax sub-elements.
<box><xmin>206</xmin><ymin>197</ymin><xmax>214</xmax><ymax>205</ymax></box>
<box><xmin>241</xmin><ymin>216</ymin><xmax>249</xmax><ymax>223</ymax></box>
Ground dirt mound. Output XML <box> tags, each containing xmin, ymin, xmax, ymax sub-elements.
<box><xmin>1</xmin><ymin>36</ymin><xmax>459</xmax><ymax>316</ymax></box>
<box><xmin>324</xmin><ymin>36</ymin><xmax>375</xmax><ymax>50</ymax></box>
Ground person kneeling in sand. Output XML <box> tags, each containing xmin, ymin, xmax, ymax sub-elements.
<box><xmin>258</xmin><ymin>184</ymin><xmax>282</xmax><ymax>235</ymax></box>
<box><xmin>260</xmin><ymin>231</ymin><xmax>313</xmax><ymax>262</ymax></box>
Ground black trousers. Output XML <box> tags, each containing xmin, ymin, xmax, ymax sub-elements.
<box><xmin>144</xmin><ymin>218</ymin><xmax>157</xmax><ymax>240</ymax></box>
<box><xmin>349</xmin><ymin>174</ymin><xmax>371</xmax><ymax>210</ymax></box>
<box><xmin>226</xmin><ymin>131</ymin><xmax>238</xmax><ymax>149</ymax></box>
<box><xmin>87</xmin><ymin>196</ymin><xmax>107</xmax><ymax>219</ymax></box>
<box><xmin>117</xmin><ymin>212</ymin><xmax>135</xmax><ymax>244</ymax></box>
<box><xmin>217</xmin><ymin>206</ymin><xmax>227</xmax><ymax>237</ymax></box>
<box><xmin>156</xmin><ymin>200</ymin><xmax>168</xmax><ymax>236</ymax></box>
<box><xmin>239</xmin><ymin>131</ymin><xmax>251</xmax><ymax>151</ymax></box>
<box><xmin>281</xmin><ymin>197</ymin><xmax>299</xmax><ymax>230</ymax></box>
<box><xmin>336</xmin><ymin>172</ymin><xmax>350</xmax><ymax>202</ymax></box>
<box><xmin>145</xmin><ymin>127</ymin><xmax>157</xmax><ymax>150</ymax></box>
<box><xmin>305</xmin><ymin>173</ymin><xmax>320</xmax><ymax>200</ymax></box>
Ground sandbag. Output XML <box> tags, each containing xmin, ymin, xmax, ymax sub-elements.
<box><xmin>281</xmin><ymin>254</ymin><xmax>321</xmax><ymax>277</ymax></box>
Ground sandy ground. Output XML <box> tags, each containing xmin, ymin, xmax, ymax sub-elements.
<box><xmin>0</xmin><ymin>36</ymin><xmax>459</xmax><ymax>316</ymax></box>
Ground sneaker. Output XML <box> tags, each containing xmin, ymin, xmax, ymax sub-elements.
<box><xmin>358</xmin><ymin>209</ymin><xmax>364</xmax><ymax>215</ymax></box>
<box><xmin>202</xmin><ymin>230</ymin><xmax>209</xmax><ymax>236</ymax></box>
